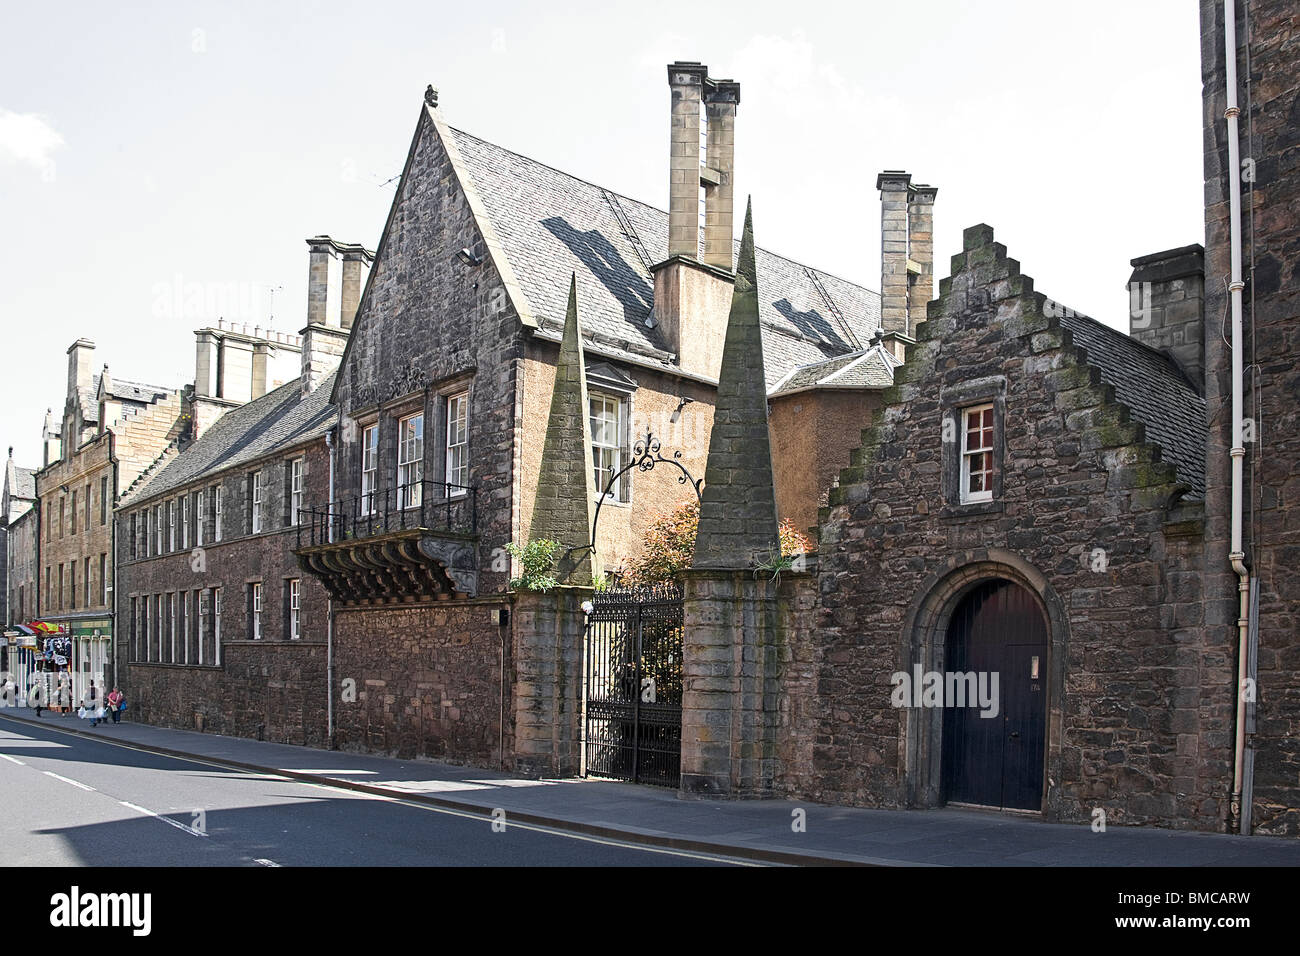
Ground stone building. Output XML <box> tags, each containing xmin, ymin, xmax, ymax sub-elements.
<box><xmin>287</xmin><ymin>69</ymin><xmax>899</xmax><ymax>768</ymax></box>
<box><xmin>114</xmin><ymin>236</ymin><xmax>371</xmax><ymax>744</ymax></box>
<box><xmin>1198</xmin><ymin>0</ymin><xmax>1299</xmax><ymax>836</ymax></box>
<box><xmin>672</xmin><ymin>0</ymin><xmax>1299</xmax><ymax>836</ymax></box>
<box><xmin>31</xmin><ymin>340</ymin><xmax>184</xmax><ymax>704</ymax></box>
<box><xmin>2</xmin><ymin>450</ymin><xmax>38</xmax><ymax>626</ymax></box>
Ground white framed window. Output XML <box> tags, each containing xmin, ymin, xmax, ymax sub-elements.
<box><xmin>197</xmin><ymin>590</ymin><xmax>207</xmax><ymax>666</ymax></box>
<box><xmin>590</xmin><ymin>391</ymin><xmax>628</xmax><ymax>501</ymax></box>
<box><xmin>155</xmin><ymin>505</ymin><xmax>164</xmax><ymax>553</ymax></box>
<box><xmin>288</xmin><ymin>579</ymin><xmax>300</xmax><ymax>640</ymax></box>
<box><xmin>195</xmin><ymin>490</ymin><xmax>205</xmax><ymax>547</ymax></box>
<box><xmin>214</xmin><ymin>485</ymin><xmax>223</xmax><ymax>542</ymax></box>
<box><xmin>180</xmin><ymin>495</ymin><xmax>190</xmax><ymax>548</ymax></box>
<box><xmin>170</xmin><ymin>592</ymin><xmax>177</xmax><ymax>662</ymax></box>
<box><xmin>250</xmin><ymin>472</ymin><xmax>262</xmax><ymax>534</ymax></box>
<box><xmin>398</xmin><ymin>413</ymin><xmax>424</xmax><ymax>509</ymax></box>
<box><xmin>180</xmin><ymin>591</ymin><xmax>189</xmax><ymax>664</ymax></box>
<box><xmin>83</xmin><ymin>556</ymin><xmax>91</xmax><ymax>607</ymax></box>
<box><xmin>213</xmin><ymin>587</ymin><xmax>222</xmax><ymax>662</ymax></box>
<box><xmin>168</xmin><ymin>500</ymin><xmax>176</xmax><ymax>551</ymax></box>
<box><xmin>445</xmin><ymin>393</ymin><xmax>468</xmax><ymax>493</ymax></box>
<box><xmin>960</xmin><ymin>403</ymin><xmax>995</xmax><ymax>503</ymax></box>
<box><xmin>360</xmin><ymin>424</ymin><xmax>378</xmax><ymax>515</ymax></box>
<box><xmin>251</xmin><ymin>583</ymin><xmax>262</xmax><ymax>640</ymax></box>
<box><xmin>289</xmin><ymin>458</ymin><xmax>304</xmax><ymax>526</ymax></box>
<box><xmin>100</xmin><ymin>554</ymin><xmax>107</xmax><ymax>606</ymax></box>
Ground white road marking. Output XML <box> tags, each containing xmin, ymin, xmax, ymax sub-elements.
<box><xmin>0</xmin><ymin>752</ymin><xmax>25</xmax><ymax>765</ymax></box>
<box><xmin>43</xmin><ymin>770</ymin><xmax>94</xmax><ymax>791</ymax></box>
<box><xmin>254</xmin><ymin>858</ymin><xmax>281</xmax><ymax>867</ymax></box>
<box><xmin>118</xmin><ymin>800</ymin><xmax>209</xmax><ymax>838</ymax></box>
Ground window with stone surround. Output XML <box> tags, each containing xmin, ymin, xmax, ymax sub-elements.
<box><xmin>100</xmin><ymin>476</ymin><xmax>108</xmax><ymax>525</ymax></box>
<box><xmin>250</xmin><ymin>582</ymin><xmax>262</xmax><ymax>640</ymax></box>
<box><xmin>288</xmin><ymin>579</ymin><xmax>300</xmax><ymax>640</ymax></box>
<box><xmin>399</xmin><ymin>413</ymin><xmax>424</xmax><ymax>509</ymax></box>
<box><xmin>213</xmin><ymin>587</ymin><xmax>222</xmax><ymax>660</ymax></box>
<box><xmin>249</xmin><ymin>471</ymin><xmax>263</xmax><ymax>534</ymax></box>
<box><xmin>213</xmin><ymin>485</ymin><xmax>223</xmax><ymax>542</ymax></box>
<box><xmin>960</xmin><ymin>404</ymin><xmax>995</xmax><ymax>504</ymax></box>
<box><xmin>195</xmin><ymin>490</ymin><xmax>205</xmax><ymax>547</ymax></box>
<box><xmin>288</xmin><ymin>457</ymin><xmax>304</xmax><ymax>526</ymax></box>
<box><xmin>83</xmin><ymin>556</ymin><xmax>91</xmax><ymax>607</ymax></box>
<box><xmin>84</xmin><ymin>483</ymin><xmax>90</xmax><ymax>530</ymax></box>
<box><xmin>168</xmin><ymin>499</ymin><xmax>176</xmax><ymax>551</ymax></box>
<box><xmin>361</xmin><ymin>424</ymin><xmax>378</xmax><ymax>515</ymax></box>
<box><xmin>445</xmin><ymin>393</ymin><xmax>468</xmax><ymax>494</ymax></box>
<box><xmin>155</xmin><ymin>504</ymin><xmax>164</xmax><ymax>554</ymax></box>
<box><xmin>940</xmin><ymin>377</ymin><xmax>1006</xmax><ymax>514</ymax></box>
<box><xmin>590</xmin><ymin>391</ymin><xmax>629</xmax><ymax>502</ymax></box>
<box><xmin>99</xmin><ymin>553</ymin><xmax>107</xmax><ymax>606</ymax></box>
<box><xmin>180</xmin><ymin>495</ymin><xmax>190</xmax><ymax>548</ymax></box>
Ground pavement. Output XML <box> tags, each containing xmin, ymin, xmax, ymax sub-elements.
<box><xmin>2</xmin><ymin>707</ymin><xmax>1297</xmax><ymax>866</ymax></box>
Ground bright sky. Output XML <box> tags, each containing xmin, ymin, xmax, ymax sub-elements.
<box><xmin>0</xmin><ymin>0</ymin><xmax>1203</xmax><ymax>468</ymax></box>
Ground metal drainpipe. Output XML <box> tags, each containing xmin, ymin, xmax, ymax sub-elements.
<box><xmin>326</xmin><ymin>426</ymin><xmax>336</xmax><ymax>749</ymax></box>
<box><xmin>1224</xmin><ymin>0</ymin><xmax>1253</xmax><ymax>836</ymax></box>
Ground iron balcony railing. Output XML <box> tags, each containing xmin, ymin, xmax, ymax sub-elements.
<box><xmin>295</xmin><ymin>479</ymin><xmax>477</xmax><ymax>548</ymax></box>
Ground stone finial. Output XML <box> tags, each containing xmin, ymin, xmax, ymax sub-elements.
<box><xmin>528</xmin><ymin>274</ymin><xmax>598</xmax><ymax>585</ymax></box>
<box><xmin>424</xmin><ymin>85</ymin><xmax>439</xmax><ymax>108</ymax></box>
<box><xmin>692</xmin><ymin>198</ymin><xmax>780</xmax><ymax>569</ymax></box>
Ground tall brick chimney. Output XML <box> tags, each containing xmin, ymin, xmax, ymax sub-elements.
<box><xmin>1128</xmin><ymin>244</ymin><xmax>1205</xmax><ymax>392</ymax></box>
<box><xmin>653</xmin><ymin>62</ymin><xmax>740</xmax><ymax>382</ymax></box>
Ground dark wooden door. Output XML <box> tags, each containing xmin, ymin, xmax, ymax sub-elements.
<box><xmin>942</xmin><ymin>580</ymin><xmax>1047</xmax><ymax>811</ymax></box>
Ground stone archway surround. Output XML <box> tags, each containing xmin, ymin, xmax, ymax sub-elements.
<box><xmin>895</xmin><ymin>548</ymin><xmax>1070</xmax><ymax>819</ymax></box>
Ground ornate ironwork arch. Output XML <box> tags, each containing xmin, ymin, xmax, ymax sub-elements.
<box><xmin>589</xmin><ymin>429</ymin><xmax>702</xmax><ymax>554</ymax></box>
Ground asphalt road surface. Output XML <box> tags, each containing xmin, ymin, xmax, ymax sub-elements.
<box><xmin>0</xmin><ymin>715</ymin><xmax>747</xmax><ymax>867</ymax></box>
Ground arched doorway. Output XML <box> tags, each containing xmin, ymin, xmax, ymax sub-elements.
<box><xmin>941</xmin><ymin>579</ymin><xmax>1048</xmax><ymax>811</ymax></box>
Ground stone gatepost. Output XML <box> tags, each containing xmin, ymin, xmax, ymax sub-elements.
<box><xmin>511</xmin><ymin>274</ymin><xmax>598</xmax><ymax>775</ymax></box>
<box><xmin>512</xmin><ymin>586</ymin><xmax>592</xmax><ymax>777</ymax></box>
<box><xmin>680</xmin><ymin>200</ymin><xmax>786</xmax><ymax>798</ymax></box>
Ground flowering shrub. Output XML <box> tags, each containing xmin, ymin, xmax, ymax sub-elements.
<box><xmin>619</xmin><ymin>500</ymin><xmax>813</xmax><ymax>586</ymax></box>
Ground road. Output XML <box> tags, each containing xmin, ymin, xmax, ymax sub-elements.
<box><xmin>0</xmin><ymin>715</ymin><xmax>747</xmax><ymax>866</ymax></box>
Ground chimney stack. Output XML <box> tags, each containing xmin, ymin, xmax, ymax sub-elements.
<box><xmin>667</xmin><ymin>62</ymin><xmax>710</xmax><ymax>260</ymax></box>
<box><xmin>1128</xmin><ymin>244</ymin><xmax>1205</xmax><ymax>391</ymax></box>
<box><xmin>702</xmin><ymin>79</ymin><xmax>740</xmax><ymax>270</ymax></box>
<box><xmin>877</xmin><ymin>172</ymin><xmax>938</xmax><ymax>341</ymax></box>
<box><xmin>877</xmin><ymin>171</ymin><xmax>911</xmax><ymax>335</ymax></box>
<box><xmin>907</xmin><ymin>184</ymin><xmax>938</xmax><ymax>332</ymax></box>
<box><xmin>306</xmin><ymin>236</ymin><xmax>344</xmax><ymax>327</ymax></box>
<box><xmin>340</xmin><ymin>247</ymin><xmax>371</xmax><ymax>329</ymax></box>
<box><xmin>300</xmin><ymin>237</ymin><xmax>370</xmax><ymax>396</ymax></box>
<box><xmin>66</xmin><ymin>338</ymin><xmax>94</xmax><ymax>400</ymax></box>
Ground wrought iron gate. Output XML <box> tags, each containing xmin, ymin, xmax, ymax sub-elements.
<box><xmin>583</xmin><ymin>584</ymin><xmax>683</xmax><ymax>787</ymax></box>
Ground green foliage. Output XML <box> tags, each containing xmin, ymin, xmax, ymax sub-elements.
<box><xmin>506</xmin><ymin>539</ymin><xmax>562</xmax><ymax>593</ymax></box>
<box><xmin>619</xmin><ymin>500</ymin><xmax>815</xmax><ymax>586</ymax></box>
<box><xmin>754</xmin><ymin>553</ymin><xmax>798</xmax><ymax>583</ymax></box>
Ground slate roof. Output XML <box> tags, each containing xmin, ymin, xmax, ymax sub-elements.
<box><xmin>10</xmin><ymin>463</ymin><xmax>36</xmax><ymax>500</ymax></box>
<box><xmin>769</xmin><ymin>344</ymin><xmax>900</xmax><ymax>396</ymax></box>
<box><xmin>122</xmin><ymin>374</ymin><xmax>337</xmax><ymax>506</ymax></box>
<box><xmin>105</xmin><ymin>377</ymin><xmax>171</xmax><ymax>404</ymax></box>
<box><xmin>1057</xmin><ymin>310</ymin><xmax>1206</xmax><ymax>498</ymax></box>
<box><xmin>448</xmin><ymin>128</ymin><xmax>880</xmax><ymax>386</ymax></box>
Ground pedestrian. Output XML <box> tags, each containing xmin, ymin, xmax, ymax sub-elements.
<box><xmin>86</xmin><ymin>680</ymin><xmax>100</xmax><ymax>727</ymax></box>
<box><xmin>106</xmin><ymin>687</ymin><xmax>123</xmax><ymax>725</ymax></box>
